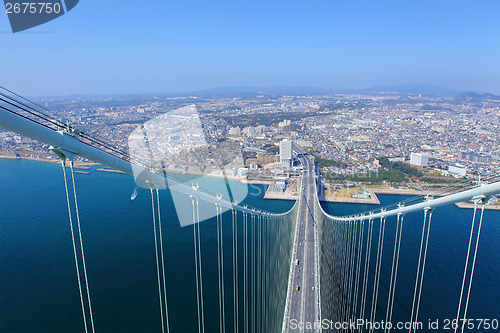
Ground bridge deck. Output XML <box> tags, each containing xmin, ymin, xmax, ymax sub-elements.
<box><xmin>284</xmin><ymin>154</ymin><xmax>321</xmax><ymax>332</ymax></box>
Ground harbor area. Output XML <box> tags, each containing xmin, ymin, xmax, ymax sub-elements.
<box><xmin>263</xmin><ymin>177</ymin><xmax>299</xmax><ymax>200</ymax></box>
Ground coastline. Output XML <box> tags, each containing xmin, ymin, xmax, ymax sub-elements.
<box><xmin>371</xmin><ymin>188</ymin><xmax>439</xmax><ymax>196</ymax></box>
<box><xmin>0</xmin><ymin>155</ymin><xmax>245</xmax><ymax>180</ymax></box>
<box><xmin>3</xmin><ymin>156</ymin><xmax>498</xmax><ymax>210</ymax></box>
<box><xmin>0</xmin><ymin>154</ymin><xmax>100</xmax><ymax>167</ymax></box>
<box><xmin>455</xmin><ymin>202</ymin><xmax>500</xmax><ymax>210</ymax></box>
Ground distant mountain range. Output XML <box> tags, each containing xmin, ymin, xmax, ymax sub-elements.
<box><xmin>186</xmin><ymin>84</ymin><xmax>499</xmax><ymax>99</ymax></box>
<box><xmin>454</xmin><ymin>91</ymin><xmax>500</xmax><ymax>101</ymax></box>
<box><xmin>368</xmin><ymin>83</ymin><xmax>460</xmax><ymax>96</ymax></box>
<box><xmin>53</xmin><ymin>84</ymin><xmax>499</xmax><ymax>100</ymax></box>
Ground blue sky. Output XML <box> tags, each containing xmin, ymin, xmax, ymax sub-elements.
<box><xmin>1</xmin><ymin>0</ymin><xmax>499</xmax><ymax>96</ymax></box>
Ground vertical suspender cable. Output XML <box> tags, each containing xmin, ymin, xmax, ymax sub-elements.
<box><xmin>156</xmin><ymin>189</ymin><xmax>170</xmax><ymax>333</ymax></box>
<box><xmin>196</xmin><ymin>200</ymin><xmax>205</xmax><ymax>333</ymax></box>
<box><xmin>336</xmin><ymin>220</ymin><xmax>343</xmax><ymax>322</ymax></box>
<box><xmin>262</xmin><ymin>216</ymin><xmax>266</xmax><ymax>331</ymax></box>
<box><xmin>191</xmin><ymin>197</ymin><xmax>201</xmax><ymax>333</ymax></box>
<box><xmin>220</xmin><ymin>207</ymin><xmax>226</xmax><ymax>333</ymax></box>
<box><xmin>257</xmin><ymin>214</ymin><xmax>262</xmax><ymax>333</ymax></box>
<box><xmin>151</xmin><ymin>189</ymin><xmax>165</xmax><ymax>333</ymax></box>
<box><xmin>243</xmin><ymin>212</ymin><xmax>248</xmax><ymax>333</ymax></box>
<box><xmin>460</xmin><ymin>203</ymin><xmax>486</xmax><ymax>333</ymax></box>
<box><xmin>413</xmin><ymin>209</ymin><xmax>432</xmax><ymax>333</ymax></box>
<box><xmin>368</xmin><ymin>217</ymin><xmax>383</xmax><ymax>331</ymax></box>
<box><xmin>384</xmin><ymin>214</ymin><xmax>401</xmax><ymax>333</ymax></box>
<box><xmin>260</xmin><ymin>214</ymin><xmax>264</xmax><ymax>333</ymax></box>
<box><xmin>346</xmin><ymin>220</ymin><xmax>354</xmax><ymax>321</ymax></box>
<box><xmin>269</xmin><ymin>218</ymin><xmax>272</xmax><ymax>330</ymax></box>
<box><xmin>342</xmin><ymin>221</ymin><xmax>352</xmax><ymax>333</ymax></box>
<box><xmin>359</xmin><ymin>218</ymin><xmax>374</xmax><ymax>333</ymax></box>
<box><xmin>347</xmin><ymin>221</ymin><xmax>358</xmax><ymax>325</ymax></box>
<box><xmin>409</xmin><ymin>209</ymin><xmax>429</xmax><ymax>333</ymax></box>
<box><xmin>61</xmin><ymin>159</ymin><xmax>89</xmax><ymax>333</ymax></box>
<box><xmin>340</xmin><ymin>221</ymin><xmax>350</xmax><ymax>324</ymax></box>
<box><xmin>352</xmin><ymin>219</ymin><xmax>365</xmax><ymax>326</ymax></box>
<box><xmin>216</xmin><ymin>205</ymin><xmax>224</xmax><ymax>333</ymax></box>
<box><xmin>386</xmin><ymin>214</ymin><xmax>404</xmax><ymax>333</ymax></box>
<box><xmin>232</xmin><ymin>209</ymin><xmax>239</xmax><ymax>333</ymax></box>
<box><xmin>251</xmin><ymin>214</ymin><xmax>256</xmax><ymax>333</ymax></box>
<box><xmin>262</xmin><ymin>215</ymin><xmax>266</xmax><ymax>333</ymax></box>
<box><xmin>369</xmin><ymin>217</ymin><xmax>386</xmax><ymax>333</ymax></box>
<box><xmin>344</xmin><ymin>221</ymin><xmax>352</xmax><ymax>321</ymax></box>
<box><xmin>343</xmin><ymin>221</ymin><xmax>352</xmax><ymax>330</ymax></box>
<box><xmin>266</xmin><ymin>217</ymin><xmax>270</xmax><ymax>329</ymax></box>
<box><xmin>232</xmin><ymin>210</ymin><xmax>236</xmax><ymax>333</ymax></box>
<box><xmin>69</xmin><ymin>161</ymin><xmax>95</xmax><ymax>333</ymax></box>
<box><xmin>264</xmin><ymin>217</ymin><xmax>269</xmax><ymax>330</ymax></box>
<box><xmin>453</xmin><ymin>200</ymin><xmax>479</xmax><ymax>333</ymax></box>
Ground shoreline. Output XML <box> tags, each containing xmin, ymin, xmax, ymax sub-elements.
<box><xmin>371</xmin><ymin>188</ymin><xmax>439</xmax><ymax>196</ymax></box>
<box><xmin>4</xmin><ymin>156</ymin><xmax>498</xmax><ymax>209</ymax></box>
<box><xmin>0</xmin><ymin>155</ymin><xmax>100</xmax><ymax>167</ymax></box>
<box><xmin>0</xmin><ymin>155</ymin><xmax>247</xmax><ymax>181</ymax></box>
<box><xmin>455</xmin><ymin>202</ymin><xmax>500</xmax><ymax>210</ymax></box>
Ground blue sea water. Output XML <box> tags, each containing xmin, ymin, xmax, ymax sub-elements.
<box><xmin>0</xmin><ymin>159</ymin><xmax>498</xmax><ymax>332</ymax></box>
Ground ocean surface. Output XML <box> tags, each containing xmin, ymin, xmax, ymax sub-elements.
<box><xmin>0</xmin><ymin>159</ymin><xmax>498</xmax><ymax>332</ymax></box>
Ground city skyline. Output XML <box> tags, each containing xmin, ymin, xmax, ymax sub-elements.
<box><xmin>1</xmin><ymin>0</ymin><xmax>499</xmax><ymax>96</ymax></box>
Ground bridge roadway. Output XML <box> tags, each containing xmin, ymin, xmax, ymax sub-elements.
<box><xmin>284</xmin><ymin>153</ymin><xmax>321</xmax><ymax>332</ymax></box>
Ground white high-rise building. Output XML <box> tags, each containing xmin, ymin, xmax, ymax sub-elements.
<box><xmin>280</xmin><ymin>139</ymin><xmax>293</xmax><ymax>168</ymax></box>
<box><xmin>449</xmin><ymin>164</ymin><xmax>467</xmax><ymax>178</ymax></box>
<box><xmin>409</xmin><ymin>152</ymin><xmax>429</xmax><ymax>167</ymax></box>
<box><xmin>228</xmin><ymin>126</ymin><xmax>241</xmax><ymax>136</ymax></box>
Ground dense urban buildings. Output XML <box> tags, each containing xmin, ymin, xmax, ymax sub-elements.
<box><xmin>1</xmin><ymin>89</ymin><xmax>499</xmax><ymax>185</ymax></box>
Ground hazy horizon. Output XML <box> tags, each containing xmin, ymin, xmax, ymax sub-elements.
<box><xmin>14</xmin><ymin>83</ymin><xmax>497</xmax><ymax>100</ymax></box>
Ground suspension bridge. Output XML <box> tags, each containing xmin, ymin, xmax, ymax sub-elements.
<box><xmin>1</xmin><ymin>87</ymin><xmax>499</xmax><ymax>333</ymax></box>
